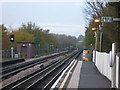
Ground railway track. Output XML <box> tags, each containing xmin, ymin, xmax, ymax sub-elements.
<box><xmin>0</xmin><ymin>51</ymin><xmax>70</xmax><ymax>80</ymax></box>
<box><xmin>0</xmin><ymin>58</ymin><xmax>25</xmax><ymax>68</ymax></box>
<box><xmin>1</xmin><ymin>50</ymin><xmax>82</xmax><ymax>90</ymax></box>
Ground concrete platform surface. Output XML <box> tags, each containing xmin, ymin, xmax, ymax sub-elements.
<box><xmin>67</xmin><ymin>61</ymin><xmax>82</xmax><ymax>88</ymax></box>
<box><xmin>79</xmin><ymin>61</ymin><xmax>111</xmax><ymax>89</ymax></box>
<box><xmin>51</xmin><ymin>61</ymin><xmax>111</xmax><ymax>89</ymax></box>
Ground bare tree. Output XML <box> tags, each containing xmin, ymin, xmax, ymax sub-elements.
<box><xmin>84</xmin><ymin>0</ymin><xmax>108</xmax><ymax>23</ymax></box>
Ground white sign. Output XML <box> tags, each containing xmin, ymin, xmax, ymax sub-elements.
<box><xmin>22</xmin><ymin>44</ymin><xmax>26</xmax><ymax>46</ymax></box>
<box><xmin>113</xmin><ymin>18</ymin><xmax>120</xmax><ymax>21</ymax></box>
<box><xmin>15</xmin><ymin>54</ymin><xmax>19</xmax><ymax>58</ymax></box>
<box><xmin>28</xmin><ymin>43</ymin><xmax>31</xmax><ymax>46</ymax></box>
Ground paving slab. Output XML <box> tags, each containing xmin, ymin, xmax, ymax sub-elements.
<box><xmin>67</xmin><ymin>61</ymin><xmax>82</xmax><ymax>88</ymax></box>
<box><xmin>79</xmin><ymin>61</ymin><xmax>111</xmax><ymax>89</ymax></box>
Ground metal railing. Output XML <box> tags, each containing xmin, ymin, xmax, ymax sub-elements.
<box><xmin>2</xmin><ymin>49</ymin><xmax>17</xmax><ymax>59</ymax></box>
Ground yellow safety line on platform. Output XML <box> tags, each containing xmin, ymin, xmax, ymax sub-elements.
<box><xmin>59</xmin><ymin>60</ymin><xmax>77</xmax><ymax>89</ymax></box>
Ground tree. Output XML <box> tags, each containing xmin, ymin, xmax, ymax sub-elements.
<box><xmin>54</xmin><ymin>34</ymin><xmax>78</xmax><ymax>50</ymax></box>
<box><xmin>85</xmin><ymin>28</ymin><xmax>95</xmax><ymax>49</ymax></box>
<box><xmin>18</xmin><ymin>23</ymin><xmax>58</xmax><ymax>52</ymax></box>
<box><xmin>108</xmin><ymin>1</ymin><xmax>120</xmax><ymax>52</ymax></box>
<box><xmin>2</xmin><ymin>22</ymin><xmax>79</xmax><ymax>54</ymax></box>
<box><xmin>78</xmin><ymin>35</ymin><xmax>84</xmax><ymax>42</ymax></box>
<box><xmin>84</xmin><ymin>1</ymin><xmax>118</xmax><ymax>52</ymax></box>
<box><xmin>1</xmin><ymin>25</ymin><xmax>11</xmax><ymax>50</ymax></box>
<box><xmin>12</xmin><ymin>29</ymin><xmax>34</xmax><ymax>48</ymax></box>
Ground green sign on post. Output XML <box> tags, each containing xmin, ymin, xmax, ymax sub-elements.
<box><xmin>101</xmin><ymin>17</ymin><xmax>113</xmax><ymax>22</ymax></box>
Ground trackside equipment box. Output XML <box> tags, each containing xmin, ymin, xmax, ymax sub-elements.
<box><xmin>17</xmin><ymin>41</ymin><xmax>35</xmax><ymax>58</ymax></box>
<box><xmin>83</xmin><ymin>50</ymin><xmax>89</xmax><ymax>61</ymax></box>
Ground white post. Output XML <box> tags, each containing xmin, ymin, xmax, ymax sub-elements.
<box><xmin>11</xmin><ymin>47</ymin><xmax>14</xmax><ymax>58</ymax></box>
<box><xmin>93</xmin><ymin>50</ymin><xmax>95</xmax><ymax>63</ymax></box>
<box><xmin>111</xmin><ymin>43</ymin><xmax>116</xmax><ymax>88</ymax></box>
<box><xmin>116</xmin><ymin>55</ymin><xmax>119</xmax><ymax>88</ymax></box>
<box><xmin>95</xmin><ymin>30</ymin><xmax>98</xmax><ymax>51</ymax></box>
<box><xmin>100</xmin><ymin>32</ymin><xmax>103</xmax><ymax>52</ymax></box>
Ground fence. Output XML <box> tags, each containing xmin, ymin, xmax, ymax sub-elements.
<box><xmin>2</xmin><ymin>50</ymin><xmax>11</xmax><ymax>58</ymax></box>
<box><xmin>93</xmin><ymin>51</ymin><xmax>120</xmax><ymax>88</ymax></box>
<box><xmin>2</xmin><ymin>49</ymin><xmax>17</xmax><ymax>58</ymax></box>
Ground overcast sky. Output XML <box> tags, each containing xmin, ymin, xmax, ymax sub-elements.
<box><xmin>1</xmin><ymin>1</ymin><xmax>87</xmax><ymax>37</ymax></box>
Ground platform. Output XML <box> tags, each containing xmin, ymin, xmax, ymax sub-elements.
<box><xmin>51</xmin><ymin>60</ymin><xmax>111</xmax><ymax>89</ymax></box>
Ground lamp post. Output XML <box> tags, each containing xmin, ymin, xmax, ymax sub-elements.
<box><xmin>94</xmin><ymin>18</ymin><xmax>101</xmax><ymax>50</ymax></box>
<box><xmin>99</xmin><ymin>23</ymin><xmax>103</xmax><ymax>52</ymax></box>
<box><xmin>91</xmin><ymin>27</ymin><xmax>98</xmax><ymax>63</ymax></box>
<box><xmin>94</xmin><ymin>18</ymin><xmax>103</xmax><ymax>52</ymax></box>
<box><xmin>92</xmin><ymin>28</ymin><xmax>98</xmax><ymax>51</ymax></box>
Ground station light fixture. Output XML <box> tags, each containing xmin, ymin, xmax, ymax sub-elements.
<box><xmin>92</xmin><ymin>28</ymin><xmax>97</xmax><ymax>31</ymax></box>
<box><xmin>94</xmin><ymin>19</ymin><xmax>100</xmax><ymax>23</ymax></box>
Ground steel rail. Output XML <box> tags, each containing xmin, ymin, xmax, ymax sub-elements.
<box><xmin>0</xmin><ymin>51</ymin><xmax>70</xmax><ymax>80</ymax></box>
<box><xmin>1</xmin><ymin>50</ymin><xmax>78</xmax><ymax>90</ymax></box>
<box><xmin>25</xmin><ymin>51</ymin><xmax>80</xmax><ymax>89</ymax></box>
<box><xmin>43</xmin><ymin>51</ymin><xmax>82</xmax><ymax>89</ymax></box>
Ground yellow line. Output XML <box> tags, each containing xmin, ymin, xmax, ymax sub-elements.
<box><xmin>59</xmin><ymin>60</ymin><xmax>77</xmax><ymax>89</ymax></box>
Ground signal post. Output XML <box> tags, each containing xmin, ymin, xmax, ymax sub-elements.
<box><xmin>10</xmin><ymin>34</ymin><xmax>14</xmax><ymax>58</ymax></box>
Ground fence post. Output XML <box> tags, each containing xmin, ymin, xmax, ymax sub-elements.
<box><xmin>116</xmin><ymin>53</ymin><xmax>120</xmax><ymax>88</ymax></box>
<box><xmin>111</xmin><ymin>43</ymin><xmax>116</xmax><ymax>88</ymax></box>
<box><xmin>11</xmin><ymin>47</ymin><xmax>14</xmax><ymax>58</ymax></box>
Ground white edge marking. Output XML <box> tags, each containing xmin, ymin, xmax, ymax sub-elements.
<box><xmin>51</xmin><ymin>59</ymin><xmax>76</xmax><ymax>89</ymax></box>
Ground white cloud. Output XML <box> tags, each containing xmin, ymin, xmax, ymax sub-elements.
<box><xmin>36</xmin><ymin>23</ymin><xmax>85</xmax><ymax>37</ymax></box>
<box><xmin>0</xmin><ymin>0</ymin><xmax>86</xmax><ymax>2</ymax></box>
<box><xmin>49</xmin><ymin>27</ymin><xmax>85</xmax><ymax>37</ymax></box>
<box><xmin>0</xmin><ymin>3</ymin><xmax>2</xmax><ymax>24</ymax></box>
<box><xmin>1</xmin><ymin>0</ymin><xmax>119</xmax><ymax>2</ymax></box>
<box><xmin>37</xmin><ymin>23</ymin><xmax>84</xmax><ymax>28</ymax></box>
<box><xmin>5</xmin><ymin>23</ymin><xmax>85</xmax><ymax>37</ymax></box>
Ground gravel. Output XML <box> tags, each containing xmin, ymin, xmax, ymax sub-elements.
<box><xmin>1</xmin><ymin>55</ymin><xmax>64</xmax><ymax>87</ymax></box>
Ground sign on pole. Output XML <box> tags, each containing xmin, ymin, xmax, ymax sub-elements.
<box><xmin>101</xmin><ymin>17</ymin><xmax>113</xmax><ymax>22</ymax></box>
<box><xmin>101</xmin><ymin>17</ymin><xmax>120</xmax><ymax>22</ymax></box>
<box><xmin>113</xmin><ymin>18</ymin><xmax>120</xmax><ymax>21</ymax></box>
